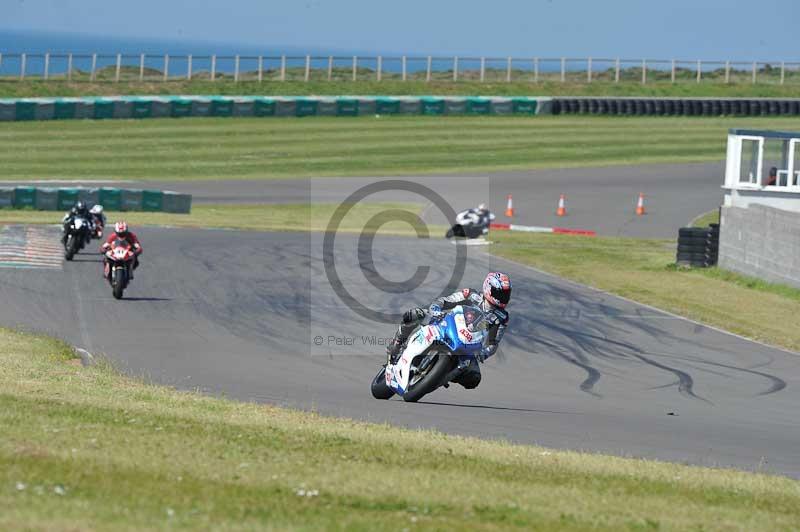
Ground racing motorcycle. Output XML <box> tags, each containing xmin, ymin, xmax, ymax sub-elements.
<box><xmin>445</xmin><ymin>208</ymin><xmax>493</xmax><ymax>239</ymax></box>
<box><xmin>62</xmin><ymin>215</ymin><xmax>91</xmax><ymax>261</ymax></box>
<box><xmin>104</xmin><ymin>238</ymin><xmax>136</xmax><ymax>299</ymax></box>
<box><xmin>371</xmin><ymin>304</ymin><xmax>487</xmax><ymax>402</ymax></box>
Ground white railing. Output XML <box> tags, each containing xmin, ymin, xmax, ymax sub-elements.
<box><xmin>0</xmin><ymin>52</ymin><xmax>798</xmax><ymax>84</ymax></box>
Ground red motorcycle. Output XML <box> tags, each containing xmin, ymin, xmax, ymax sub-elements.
<box><xmin>104</xmin><ymin>239</ymin><xmax>135</xmax><ymax>300</ymax></box>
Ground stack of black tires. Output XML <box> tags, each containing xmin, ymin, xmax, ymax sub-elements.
<box><xmin>551</xmin><ymin>98</ymin><xmax>800</xmax><ymax>117</ymax></box>
<box><xmin>676</xmin><ymin>223</ymin><xmax>719</xmax><ymax>267</ymax></box>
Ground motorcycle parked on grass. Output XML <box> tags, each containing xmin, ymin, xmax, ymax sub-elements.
<box><xmin>371</xmin><ymin>304</ymin><xmax>487</xmax><ymax>402</ymax></box>
<box><xmin>104</xmin><ymin>238</ymin><xmax>136</xmax><ymax>300</ymax></box>
<box><xmin>62</xmin><ymin>215</ymin><xmax>91</xmax><ymax>261</ymax></box>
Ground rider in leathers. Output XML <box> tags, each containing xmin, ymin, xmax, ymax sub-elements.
<box><xmin>386</xmin><ymin>272</ymin><xmax>511</xmax><ymax>389</ymax></box>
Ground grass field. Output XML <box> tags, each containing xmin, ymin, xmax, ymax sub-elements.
<box><xmin>6</xmin><ymin>115</ymin><xmax>800</xmax><ymax>181</ymax></box>
<box><xmin>2</xmin><ymin>327</ymin><xmax>799</xmax><ymax>530</ymax></box>
<box><xmin>491</xmin><ymin>231</ymin><xmax>800</xmax><ymax>352</ymax></box>
<box><xmin>0</xmin><ymin>203</ymin><xmax>433</xmax><ymax>236</ymax></box>
<box><xmin>5</xmin><ymin>79</ymin><xmax>800</xmax><ymax>98</ymax></box>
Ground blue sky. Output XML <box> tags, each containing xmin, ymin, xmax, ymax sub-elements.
<box><xmin>3</xmin><ymin>0</ymin><xmax>800</xmax><ymax>60</ymax></box>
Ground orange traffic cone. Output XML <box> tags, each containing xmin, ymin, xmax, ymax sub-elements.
<box><xmin>505</xmin><ymin>194</ymin><xmax>515</xmax><ymax>217</ymax></box>
<box><xmin>556</xmin><ymin>194</ymin><xmax>566</xmax><ymax>217</ymax></box>
<box><xmin>635</xmin><ymin>192</ymin><xmax>646</xmax><ymax>216</ymax></box>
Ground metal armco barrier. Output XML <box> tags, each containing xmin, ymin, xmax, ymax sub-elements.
<box><xmin>551</xmin><ymin>97</ymin><xmax>800</xmax><ymax>116</ymax></box>
<box><xmin>0</xmin><ymin>187</ymin><xmax>192</xmax><ymax>214</ymax></box>
<box><xmin>0</xmin><ymin>96</ymin><xmax>549</xmax><ymax>121</ymax></box>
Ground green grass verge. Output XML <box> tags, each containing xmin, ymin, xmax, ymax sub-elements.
<box><xmin>691</xmin><ymin>209</ymin><xmax>721</xmax><ymax>227</ymax></box>
<box><xmin>5</xmin><ymin>79</ymin><xmax>800</xmax><ymax>98</ymax></box>
<box><xmin>6</xmin><ymin>115</ymin><xmax>800</xmax><ymax>181</ymax></box>
<box><xmin>2</xmin><ymin>327</ymin><xmax>799</xmax><ymax>530</ymax></box>
<box><xmin>0</xmin><ymin>203</ymin><xmax>435</xmax><ymax>236</ymax></box>
<box><xmin>491</xmin><ymin>232</ymin><xmax>800</xmax><ymax>351</ymax></box>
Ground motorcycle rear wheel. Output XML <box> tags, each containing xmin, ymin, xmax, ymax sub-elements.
<box><xmin>402</xmin><ymin>352</ymin><xmax>452</xmax><ymax>403</ymax></box>
<box><xmin>370</xmin><ymin>366</ymin><xmax>395</xmax><ymax>400</ymax></box>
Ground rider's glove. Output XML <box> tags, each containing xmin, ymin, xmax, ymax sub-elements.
<box><xmin>428</xmin><ymin>304</ymin><xmax>445</xmax><ymax>321</ymax></box>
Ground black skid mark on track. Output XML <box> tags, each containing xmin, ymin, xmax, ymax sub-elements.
<box><xmin>632</xmin><ymin>354</ymin><xmax>712</xmax><ymax>404</ymax></box>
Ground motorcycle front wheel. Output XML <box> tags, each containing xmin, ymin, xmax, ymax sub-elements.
<box><xmin>370</xmin><ymin>366</ymin><xmax>395</xmax><ymax>400</ymax></box>
<box><xmin>402</xmin><ymin>352</ymin><xmax>452</xmax><ymax>403</ymax></box>
<box><xmin>64</xmin><ymin>235</ymin><xmax>77</xmax><ymax>261</ymax></box>
<box><xmin>112</xmin><ymin>268</ymin><xmax>125</xmax><ymax>300</ymax></box>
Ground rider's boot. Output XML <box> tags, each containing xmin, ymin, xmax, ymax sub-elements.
<box><xmin>385</xmin><ymin>337</ymin><xmax>403</xmax><ymax>365</ymax></box>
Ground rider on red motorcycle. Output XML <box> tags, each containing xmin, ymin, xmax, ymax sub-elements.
<box><xmin>101</xmin><ymin>221</ymin><xmax>142</xmax><ymax>277</ymax></box>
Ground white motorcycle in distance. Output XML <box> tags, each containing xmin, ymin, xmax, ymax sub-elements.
<box><xmin>445</xmin><ymin>207</ymin><xmax>495</xmax><ymax>239</ymax></box>
<box><xmin>371</xmin><ymin>305</ymin><xmax>487</xmax><ymax>402</ymax></box>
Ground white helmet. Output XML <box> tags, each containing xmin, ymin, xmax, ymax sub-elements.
<box><xmin>90</xmin><ymin>205</ymin><xmax>104</xmax><ymax>214</ymax></box>
<box><xmin>477</xmin><ymin>203</ymin><xmax>487</xmax><ymax>211</ymax></box>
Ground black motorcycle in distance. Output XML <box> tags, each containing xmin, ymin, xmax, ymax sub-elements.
<box><xmin>62</xmin><ymin>215</ymin><xmax>91</xmax><ymax>261</ymax></box>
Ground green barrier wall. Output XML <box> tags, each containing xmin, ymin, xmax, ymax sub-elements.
<box><xmin>16</xmin><ymin>101</ymin><xmax>37</xmax><ymax>121</ymax></box>
<box><xmin>141</xmin><ymin>190</ymin><xmax>164</xmax><ymax>211</ymax></box>
<box><xmin>99</xmin><ymin>188</ymin><xmax>122</xmax><ymax>211</ymax></box>
<box><xmin>0</xmin><ymin>188</ymin><xmax>13</xmax><ymax>208</ymax></box>
<box><xmin>35</xmin><ymin>188</ymin><xmax>58</xmax><ymax>210</ymax></box>
<box><xmin>295</xmin><ymin>99</ymin><xmax>318</xmax><ymax>117</ymax></box>
<box><xmin>336</xmin><ymin>99</ymin><xmax>359</xmax><ymax>116</ymax></box>
<box><xmin>254</xmin><ymin>98</ymin><xmax>276</xmax><ymax>116</ymax></box>
<box><xmin>54</xmin><ymin>100</ymin><xmax>77</xmax><ymax>119</ymax></box>
<box><xmin>421</xmin><ymin>97</ymin><xmax>445</xmax><ymax>115</ymax></box>
<box><xmin>466</xmin><ymin>98</ymin><xmax>491</xmax><ymax>114</ymax></box>
<box><xmin>211</xmin><ymin>97</ymin><xmax>234</xmax><ymax>117</ymax></box>
<box><xmin>512</xmin><ymin>98</ymin><xmax>537</xmax><ymax>114</ymax></box>
<box><xmin>0</xmin><ymin>186</ymin><xmax>191</xmax><ymax>214</ymax></box>
<box><xmin>57</xmin><ymin>188</ymin><xmax>80</xmax><ymax>210</ymax></box>
<box><xmin>0</xmin><ymin>95</ymin><xmax>553</xmax><ymax>122</ymax></box>
<box><xmin>13</xmin><ymin>187</ymin><xmax>36</xmax><ymax>208</ymax></box>
<box><xmin>130</xmin><ymin>98</ymin><xmax>152</xmax><ymax>118</ymax></box>
<box><xmin>94</xmin><ymin>99</ymin><xmax>115</xmax><ymax>119</ymax></box>
<box><xmin>375</xmin><ymin>98</ymin><xmax>399</xmax><ymax>115</ymax></box>
<box><xmin>120</xmin><ymin>189</ymin><xmax>143</xmax><ymax>211</ymax></box>
<box><xmin>0</xmin><ymin>187</ymin><xmax>192</xmax><ymax>214</ymax></box>
<box><xmin>171</xmin><ymin>98</ymin><xmax>192</xmax><ymax>117</ymax></box>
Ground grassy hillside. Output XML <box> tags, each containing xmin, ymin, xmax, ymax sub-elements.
<box><xmin>5</xmin><ymin>115</ymin><xmax>800</xmax><ymax>181</ymax></box>
<box><xmin>3</xmin><ymin>79</ymin><xmax>800</xmax><ymax>99</ymax></box>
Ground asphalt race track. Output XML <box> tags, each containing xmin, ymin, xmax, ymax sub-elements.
<box><xmin>2</xmin><ymin>223</ymin><xmax>799</xmax><ymax>478</ymax></box>
<box><xmin>5</xmin><ymin>161</ymin><xmax>725</xmax><ymax>237</ymax></box>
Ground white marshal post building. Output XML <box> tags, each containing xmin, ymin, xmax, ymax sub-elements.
<box><xmin>720</xmin><ymin>129</ymin><xmax>800</xmax><ymax>288</ymax></box>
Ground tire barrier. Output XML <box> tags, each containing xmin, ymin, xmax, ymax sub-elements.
<box><xmin>5</xmin><ymin>95</ymin><xmax>800</xmax><ymax>120</ymax></box>
<box><xmin>0</xmin><ymin>187</ymin><xmax>192</xmax><ymax>214</ymax></box>
<box><xmin>552</xmin><ymin>98</ymin><xmax>800</xmax><ymax>117</ymax></box>
<box><xmin>0</xmin><ymin>96</ymin><xmax>550</xmax><ymax>121</ymax></box>
<box><xmin>676</xmin><ymin>223</ymin><xmax>719</xmax><ymax>268</ymax></box>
